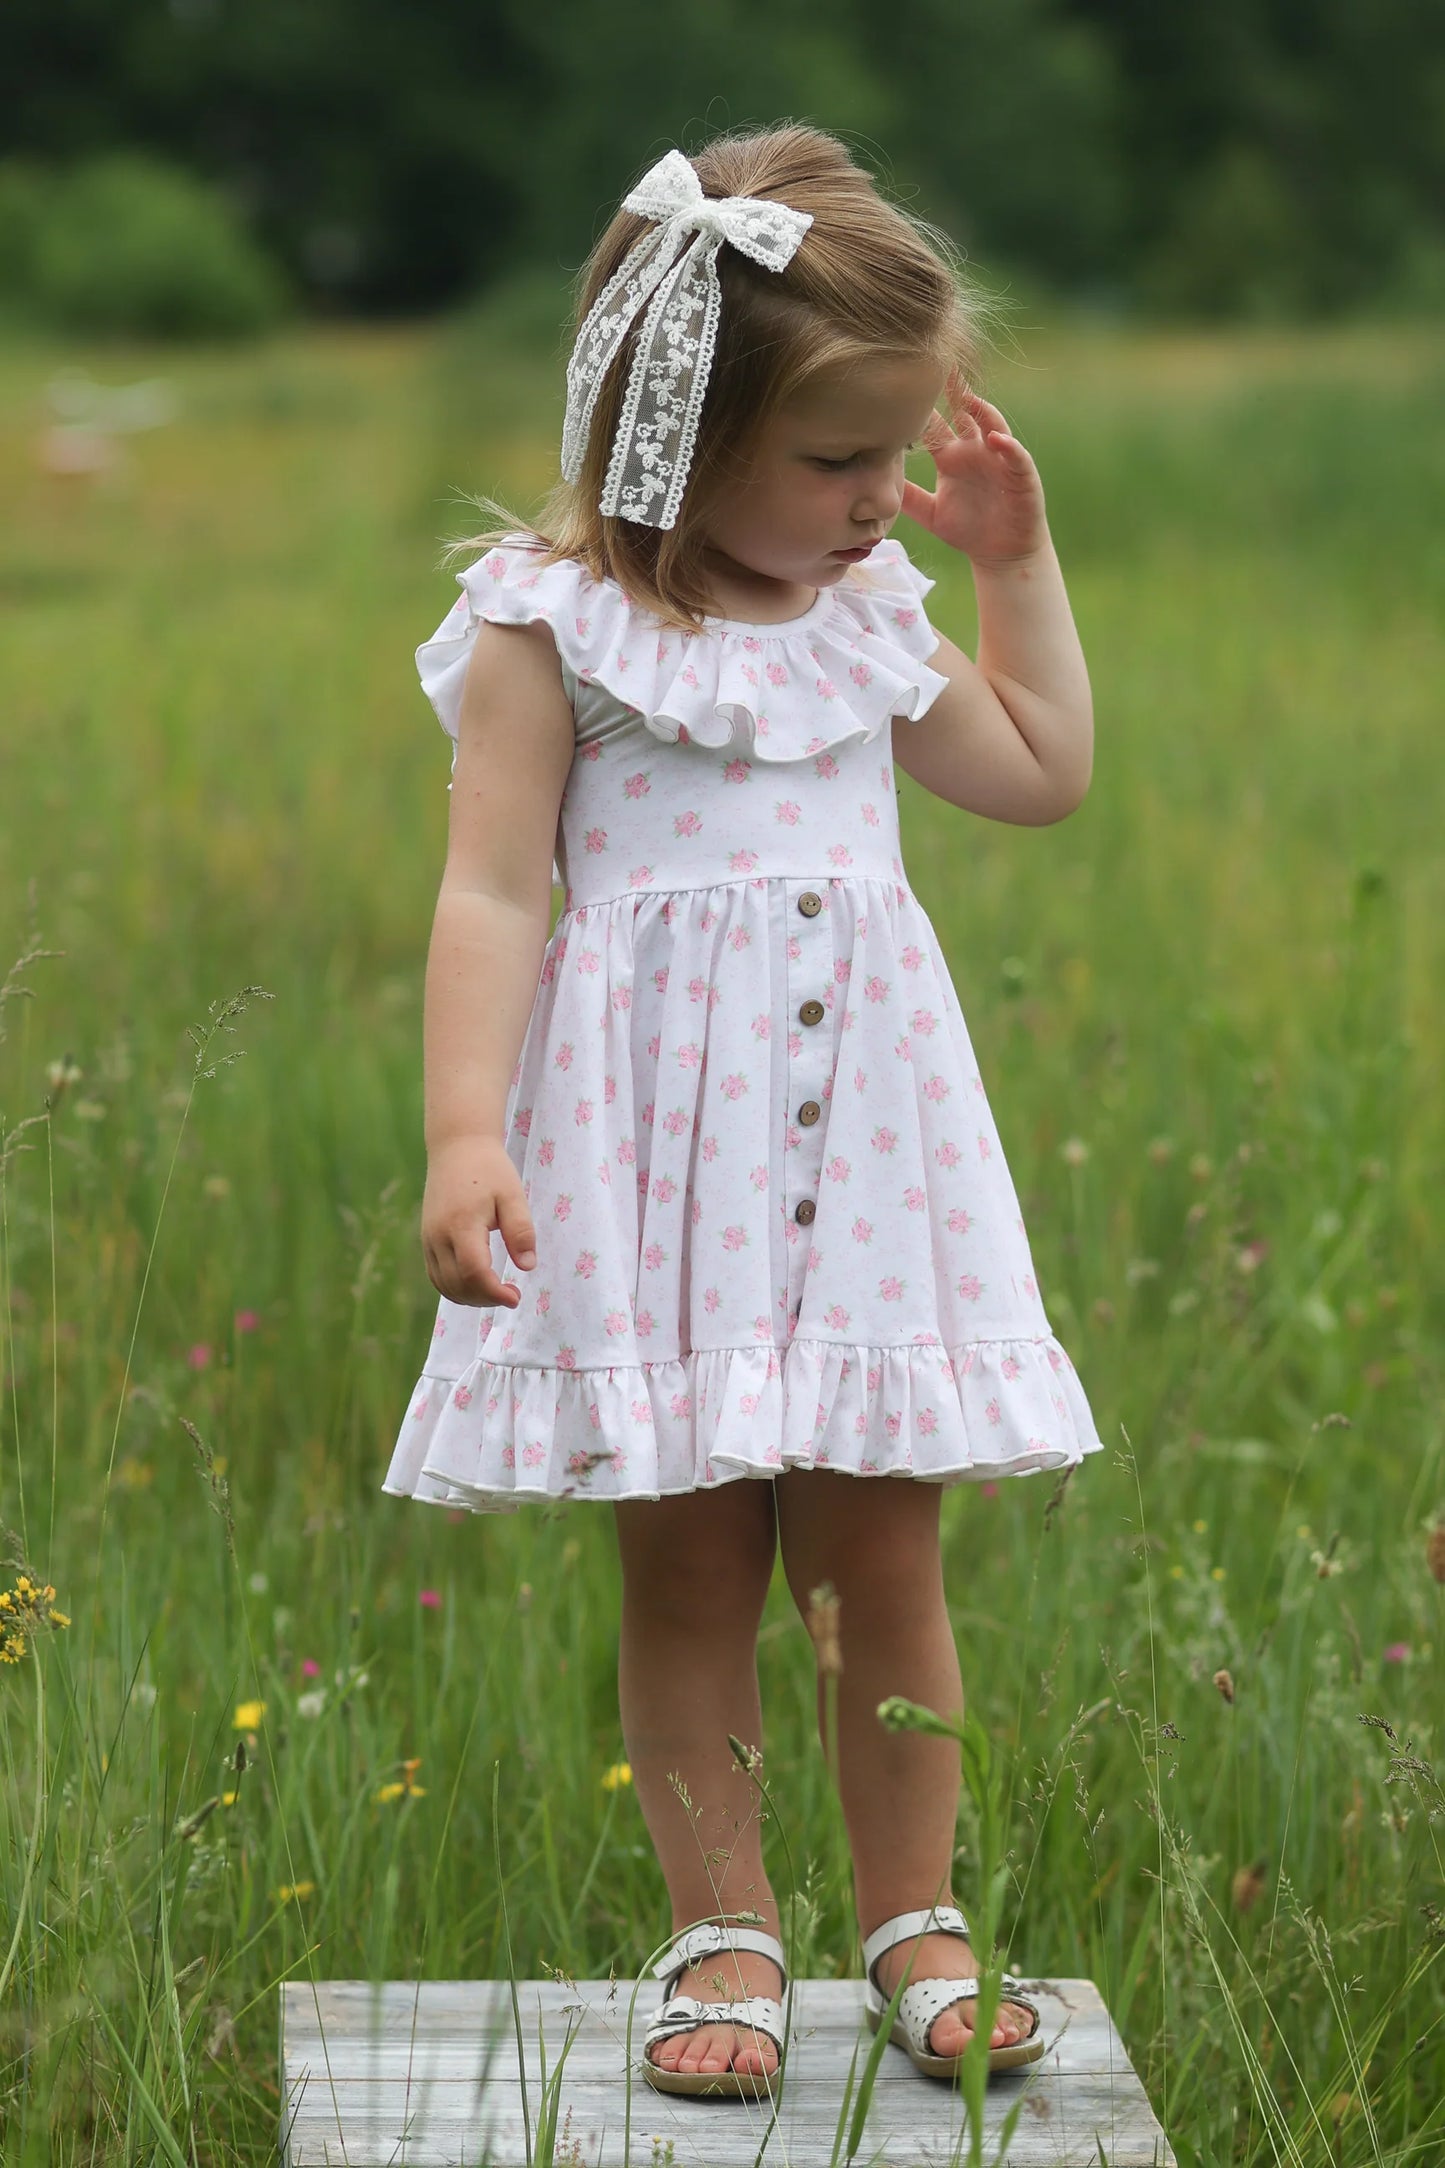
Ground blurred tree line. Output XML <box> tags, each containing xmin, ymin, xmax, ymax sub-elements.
<box><xmin>1</xmin><ymin>0</ymin><xmax>1441</xmax><ymax>332</ymax></box>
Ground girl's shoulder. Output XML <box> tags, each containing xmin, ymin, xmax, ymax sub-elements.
<box><xmin>416</xmin><ymin>532</ymin><xmax>950</xmax><ymax>765</ymax></box>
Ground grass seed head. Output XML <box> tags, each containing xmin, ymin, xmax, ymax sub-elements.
<box><xmin>805</xmin><ymin>1581</ymin><xmax>842</xmax><ymax>1674</ymax></box>
<box><xmin>1427</xmin><ymin>1522</ymin><xmax>1445</xmax><ymax>1585</ymax></box>
<box><xmin>1231</xmin><ymin>1859</ymin><xmax>1268</xmax><ymax>1913</ymax></box>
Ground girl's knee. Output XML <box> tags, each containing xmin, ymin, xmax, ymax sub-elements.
<box><xmin>613</xmin><ymin>1480</ymin><xmax>777</xmax><ymax>1613</ymax></box>
<box><xmin>776</xmin><ymin>1473</ymin><xmax>943</xmax><ymax>1616</ymax></box>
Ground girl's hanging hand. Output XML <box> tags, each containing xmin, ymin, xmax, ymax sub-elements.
<box><xmin>902</xmin><ymin>366</ymin><xmax>1049</xmax><ymax>570</ymax></box>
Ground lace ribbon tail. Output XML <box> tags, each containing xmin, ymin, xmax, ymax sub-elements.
<box><xmin>561</xmin><ymin>225</ymin><xmax>680</xmax><ymax>484</ymax></box>
<box><xmin>601</xmin><ymin>232</ymin><xmax>721</xmax><ymax>529</ymax></box>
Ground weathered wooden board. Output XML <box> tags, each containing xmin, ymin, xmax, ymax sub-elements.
<box><xmin>280</xmin><ymin>1977</ymin><xmax>1176</xmax><ymax>2166</ymax></box>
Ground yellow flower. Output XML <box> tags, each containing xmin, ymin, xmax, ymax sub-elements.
<box><xmin>1192</xmin><ymin>1518</ymin><xmax>1208</xmax><ymax>1534</ymax></box>
<box><xmin>376</xmin><ymin>1781</ymin><xmax>406</xmax><ymax>1802</ymax></box>
<box><xmin>601</xmin><ymin>1761</ymin><xmax>633</xmax><ymax>1791</ymax></box>
<box><xmin>233</xmin><ymin>1700</ymin><xmax>265</xmax><ymax>1730</ymax></box>
<box><xmin>1168</xmin><ymin>1564</ymin><xmax>1184</xmax><ymax>1580</ymax></box>
<box><xmin>222</xmin><ymin>1790</ymin><xmax>237</xmax><ymax>1806</ymax></box>
<box><xmin>1211</xmin><ymin>1566</ymin><xmax>1227</xmax><ymax>1581</ymax></box>
<box><xmin>276</xmin><ymin>1881</ymin><xmax>315</xmax><ymax>1902</ymax></box>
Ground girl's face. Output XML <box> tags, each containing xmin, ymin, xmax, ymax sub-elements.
<box><xmin>696</xmin><ymin>352</ymin><xmax>947</xmax><ymax>606</ymax></box>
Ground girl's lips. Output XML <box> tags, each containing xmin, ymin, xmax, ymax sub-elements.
<box><xmin>833</xmin><ymin>543</ymin><xmax>878</xmax><ymax>559</ymax></box>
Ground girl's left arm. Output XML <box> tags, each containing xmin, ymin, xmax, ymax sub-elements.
<box><xmin>970</xmin><ymin>535</ymin><xmax>1094</xmax><ymax>811</ymax></box>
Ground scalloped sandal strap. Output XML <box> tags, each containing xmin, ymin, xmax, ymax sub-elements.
<box><xmin>652</xmin><ymin>1920</ymin><xmax>788</xmax><ymax>1991</ymax></box>
<box><xmin>643</xmin><ymin>1993</ymin><xmax>786</xmax><ymax>2054</ymax></box>
<box><xmin>861</xmin><ymin>1904</ymin><xmax>970</xmax><ymax>1991</ymax></box>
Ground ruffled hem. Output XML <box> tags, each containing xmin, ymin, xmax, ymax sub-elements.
<box><xmin>415</xmin><ymin>534</ymin><xmax>951</xmax><ymax>765</ymax></box>
<box><xmin>381</xmin><ymin>1333</ymin><xmax>1106</xmax><ymax>1517</ymax></box>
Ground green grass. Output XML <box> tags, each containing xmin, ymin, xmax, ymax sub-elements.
<box><xmin>0</xmin><ymin>302</ymin><xmax>1442</xmax><ymax>2163</ymax></box>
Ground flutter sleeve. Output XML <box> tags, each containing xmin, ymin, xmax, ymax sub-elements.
<box><xmin>415</xmin><ymin>534</ymin><xmax>585</xmax><ymax>889</ymax></box>
<box><xmin>415</xmin><ymin>533</ymin><xmax>589</xmax><ymax>769</ymax></box>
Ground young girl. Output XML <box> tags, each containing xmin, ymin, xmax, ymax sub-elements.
<box><xmin>383</xmin><ymin>124</ymin><xmax>1105</xmax><ymax>2101</ymax></box>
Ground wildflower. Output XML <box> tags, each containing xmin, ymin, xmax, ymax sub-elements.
<box><xmin>235</xmin><ymin>1309</ymin><xmax>260</xmax><ymax>1333</ymax></box>
<box><xmin>1382</xmin><ymin>1642</ymin><xmax>1411</xmax><ymax>1664</ymax></box>
<box><xmin>1146</xmin><ymin>1136</ymin><xmax>1175</xmax><ymax>1165</ymax></box>
<box><xmin>1192</xmin><ymin>1518</ymin><xmax>1208</xmax><ymax>1534</ymax></box>
<box><xmin>600</xmin><ymin>1761</ymin><xmax>633</xmax><ymax>1791</ymax></box>
<box><xmin>202</xmin><ymin>1174</ymin><xmax>231</xmax><ymax>1199</ymax></box>
<box><xmin>1168</xmin><ymin>1565</ymin><xmax>1184</xmax><ymax>1580</ymax></box>
<box><xmin>980</xmin><ymin>1480</ymin><xmax>999</xmax><ymax>1498</ymax></box>
<box><xmin>1060</xmin><ymin>1136</ymin><xmax>1089</xmax><ymax>1166</ymax></box>
<box><xmin>276</xmin><ymin>1882</ymin><xmax>315</xmax><ymax>1903</ymax></box>
<box><xmin>46</xmin><ymin>1057</ymin><xmax>83</xmax><ymax>1096</ymax></box>
<box><xmin>296</xmin><ymin>1691</ymin><xmax>326</xmax><ymax>1719</ymax></box>
<box><xmin>1213</xmin><ymin>1668</ymin><xmax>1235</xmax><ymax>1703</ymax></box>
<box><xmin>233</xmin><ymin>1700</ymin><xmax>265</xmax><ymax>1730</ymax></box>
<box><xmin>248</xmin><ymin>1571</ymin><xmax>269</xmax><ymax>1594</ymax></box>
<box><xmin>0</xmin><ymin>1571</ymin><xmax>71</xmax><ymax>1662</ymax></box>
<box><xmin>1210</xmin><ymin>1566</ymin><xmax>1226</xmax><ymax>1582</ymax></box>
<box><xmin>187</xmin><ymin>1344</ymin><xmax>212</xmax><ymax>1371</ymax></box>
<box><xmin>301</xmin><ymin>1658</ymin><xmax>321</xmax><ymax>1677</ymax></box>
<box><xmin>418</xmin><ymin>1588</ymin><xmax>442</xmax><ymax>1609</ymax></box>
<box><xmin>376</xmin><ymin>1759</ymin><xmax>426</xmax><ymax>1803</ymax></box>
<box><xmin>1188</xmin><ymin>1154</ymin><xmax>1212</xmax><ymax>1182</ymax></box>
<box><xmin>221</xmin><ymin>1790</ymin><xmax>237</xmax><ymax>1806</ymax></box>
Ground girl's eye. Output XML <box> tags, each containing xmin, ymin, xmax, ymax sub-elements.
<box><xmin>814</xmin><ymin>444</ymin><xmax>919</xmax><ymax>471</ymax></box>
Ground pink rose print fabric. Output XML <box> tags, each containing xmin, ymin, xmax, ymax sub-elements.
<box><xmin>381</xmin><ymin>535</ymin><xmax>1106</xmax><ymax>1516</ymax></box>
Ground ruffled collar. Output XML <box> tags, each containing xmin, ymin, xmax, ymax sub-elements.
<box><xmin>435</xmin><ymin>533</ymin><xmax>952</xmax><ymax>764</ymax></box>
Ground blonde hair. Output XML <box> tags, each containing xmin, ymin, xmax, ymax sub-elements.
<box><xmin>443</xmin><ymin>121</ymin><xmax>1009</xmax><ymax>636</ymax></box>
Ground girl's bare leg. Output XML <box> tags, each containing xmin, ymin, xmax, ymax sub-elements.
<box><xmin>612</xmin><ymin>1476</ymin><xmax>784</xmax><ymax>2079</ymax></box>
<box><xmin>773</xmin><ymin>1467</ymin><xmax>1032</xmax><ymax>2054</ymax></box>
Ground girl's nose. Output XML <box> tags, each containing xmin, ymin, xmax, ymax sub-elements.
<box><xmin>854</xmin><ymin>470</ymin><xmax>905</xmax><ymax>523</ymax></box>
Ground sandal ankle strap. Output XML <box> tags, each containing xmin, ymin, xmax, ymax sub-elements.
<box><xmin>652</xmin><ymin>1919</ymin><xmax>789</xmax><ymax>1992</ymax></box>
<box><xmin>861</xmin><ymin>1904</ymin><xmax>970</xmax><ymax>1989</ymax></box>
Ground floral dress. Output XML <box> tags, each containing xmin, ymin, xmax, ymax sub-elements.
<box><xmin>381</xmin><ymin>533</ymin><xmax>1106</xmax><ymax>1515</ymax></box>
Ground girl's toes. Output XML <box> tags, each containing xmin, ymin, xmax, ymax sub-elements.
<box><xmin>928</xmin><ymin>2006</ymin><xmax>975</xmax><ymax>2058</ymax></box>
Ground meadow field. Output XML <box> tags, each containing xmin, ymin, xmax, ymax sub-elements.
<box><xmin>0</xmin><ymin>301</ymin><xmax>1442</xmax><ymax>2164</ymax></box>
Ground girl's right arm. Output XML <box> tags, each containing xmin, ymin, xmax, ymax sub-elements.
<box><xmin>421</xmin><ymin>618</ymin><xmax>575</xmax><ymax>1310</ymax></box>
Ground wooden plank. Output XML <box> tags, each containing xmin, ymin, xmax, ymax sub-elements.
<box><xmin>280</xmin><ymin>1978</ymin><xmax>1175</xmax><ymax>2167</ymax></box>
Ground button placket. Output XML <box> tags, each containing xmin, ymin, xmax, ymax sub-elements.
<box><xmin>787</xmin><ymin>887</ymin><xmax>829</xmax><ymax>1294</ymax></box>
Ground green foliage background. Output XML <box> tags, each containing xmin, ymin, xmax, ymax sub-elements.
<box><xmin>1</xmin><ymin>0</ymin><xmax>1442</xmax><ymax>321</ymax></box>
<box><xmin>0</xmin><ymin>300</ymin><xmax>1442</xmax><ymax>2158</ymax></box>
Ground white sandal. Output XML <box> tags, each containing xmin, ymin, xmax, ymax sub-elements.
<box><xmin>863</xmin><ymin>1904</ymin><xmax>1047</xmax><ymax>2077</ymax></box>
<box><xmin>640</xmin><ymin>1918</ymin><xmax>789</xmax><ymax>2098</ymax></box>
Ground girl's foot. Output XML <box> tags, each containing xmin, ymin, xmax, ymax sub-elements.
<box><xmin>645</xmin><ymin>1949</ymin><xmax>784</xmax><ymax>2080</ymax></box>
<box><xmin>870</xmin><ymin>1928</ymin><xmax>1035</xmax><ymax>2056</ymax></box>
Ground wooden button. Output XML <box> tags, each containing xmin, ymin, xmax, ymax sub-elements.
<box><xmin>794</xmin><ymin>1198</ymin><xmax>816</xmax><ymax>1225</ymax></box>
<box><xmin>798</xmin><ymin>1101</ymin><xmax>821</xmax><ymax>1126</ymax></box>
<box><xmin>799</xmin><ymin>999</ymin><xmax>824</xmax><ymax>1026</ymax></box>
<box><xmin>797</xmin><ymin>891</ymin><xmax>822</xmax><ymax>916</ymax></box>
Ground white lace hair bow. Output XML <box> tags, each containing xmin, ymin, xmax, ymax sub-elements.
<box><xmin>560</xmin><ymin>148</ymin><xmax>814</xmax><ymax>531</ymax></box>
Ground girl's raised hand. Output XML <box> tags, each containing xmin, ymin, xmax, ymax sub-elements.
<box><xmin>901</xmin><ymin>366</ymin><xmax>1049</xmax><ymax>570</ymax></box>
